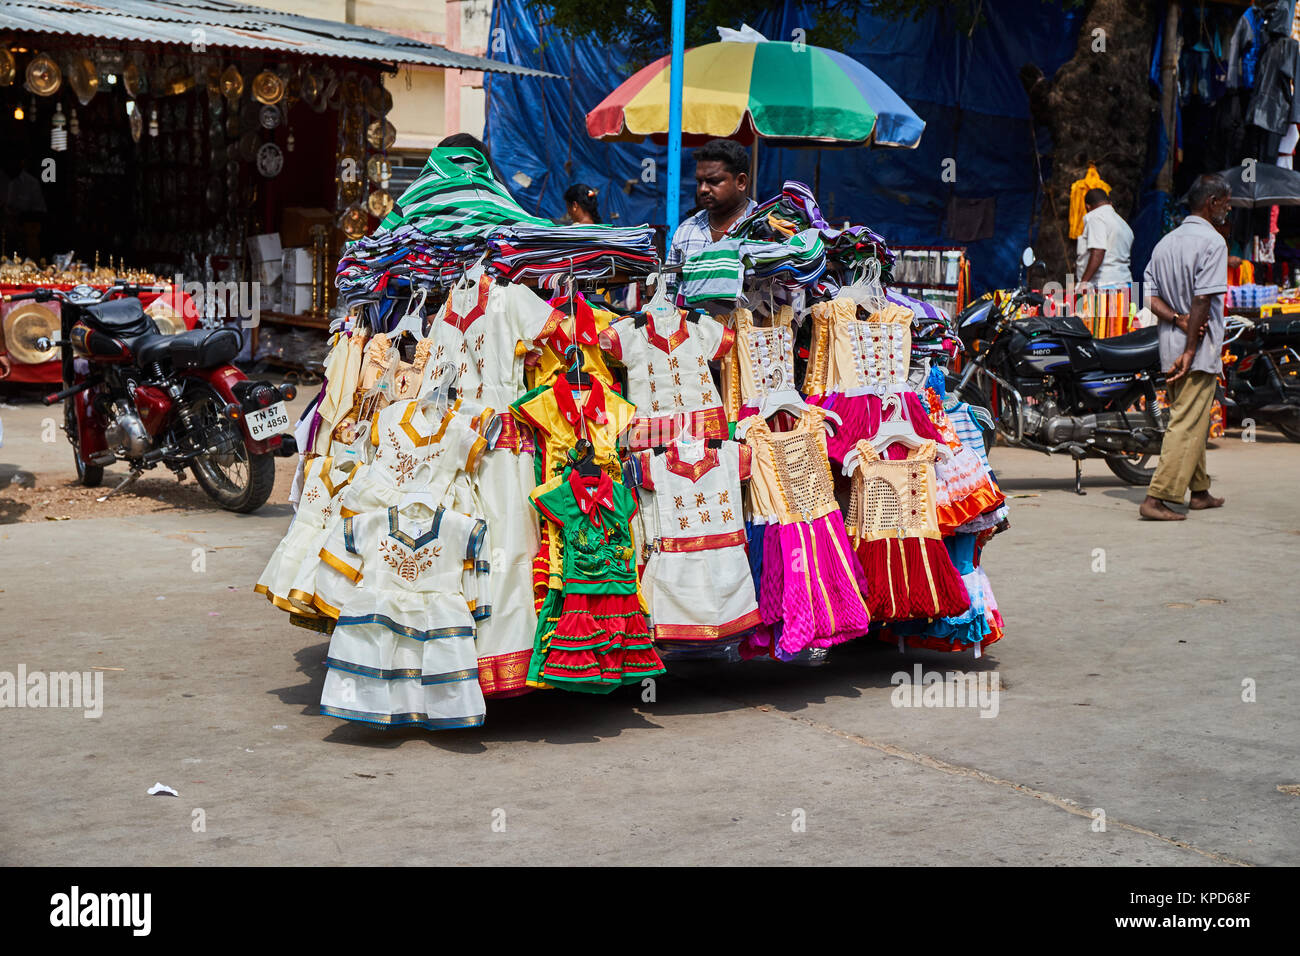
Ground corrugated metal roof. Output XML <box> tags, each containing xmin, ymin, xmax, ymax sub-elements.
<box><xmin>0</xmin><ymin>0</ymin><xmax>560</xmax><ymax>77</ymax></box>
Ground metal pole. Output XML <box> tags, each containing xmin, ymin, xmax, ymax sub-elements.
<box><xmin>666</xmin><ymin>0</ymin><xmax>685</xmax><ymax>230</ymax></box>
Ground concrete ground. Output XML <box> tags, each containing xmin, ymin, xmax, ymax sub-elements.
<box><xmin>0</xmin><ymin>386</ymin><xmax>1297</xmax><ymax>866</ymax></box>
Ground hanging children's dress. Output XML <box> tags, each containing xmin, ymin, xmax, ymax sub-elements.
<box><xmin>530</xmin><ymin>292</ymin><xmax>618</xmax><ymax>390</ymax></box>
<box><xmin>308</xmin><ymin>328</ymin><xmax>369</xmax><ymax>457</ymax></box>
<box><xmin>720</xmin><ymin>306</ymin><xmax>802</xmax><ymax>421</ymax></box>
<box><xmin>256</xmin><ymin>454</ymin><xmax>355</xmax><ymax>614</ymax></box>
<box><xmin>600</xmin><ymin>308</ymin><xmax>733</xmax><ymax>449</ymax></box>
<box><xmin>805</xmin><ymin>297</ymin><xmax>944</xmax><ymax>463</ymax></box>
<box><xmin>636</xmin><ymin>436</ymin><xmax>760</xmax><ymax>652</ymax></box>
<box><xmin>315</xmin><ymin>501</ymin><xmax>490</xmax><ymax>730</ymax></box>
<box><xmin>740</xmin><ymin>405</ymin><xmax>870</xmax><ymax>658</ymax></box>
<box><xmin>314</xmin><ymin>397</ymin><xmax>492</xmax><ymax>620</ymax></box>
<box><xmin>338</xmin><ymin>397</ymin><xmax>491</xmax><ymax>522</ymax></box>
<box><xmin>514</xmin><ymin>376</ymin><xmax>635</xmax><ymax>483</ymax></box>
<box><xmin>889</xmin><ymin>531</ymin><xmax>1004</xmax><ymax>654</ymax></box>
<box><xmin>921</xmin><ymin>387</ymin><xmax>1006</xmax><ymax>533</ymax></box>
<box><xmin>529</xmin><ymin>469</ymin><xmax>665</xmax><ymax>692</ymax></box>
<box><xmin>331</xmin><ymin>331</ymin><xmax>434</xmax><ymax>447</ymax></box>
<box><xmin>427</xmin><ymin>275</ymin><xmax>564</xmax><ymax>697</ymax></box>
<box><xmin>843</xmin><ymin>438</ymin><xmax>970</xmax><ymax>622</ymax></box>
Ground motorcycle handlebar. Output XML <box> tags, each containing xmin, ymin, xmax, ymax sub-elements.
<box><xmin>1</xmin><ymin>282</ymin><xmax>140</xmax><ymax>305</ymax></box>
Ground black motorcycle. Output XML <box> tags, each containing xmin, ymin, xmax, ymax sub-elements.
<box><xmin>951</xmin><ymin>250</ymin><xmax>1166</xmax><ymax>494</ymax></box>
<box><xmin>1220</xmin><ymin>314</ymin><xmax>1300</xmax><ymax>441</ymax></box>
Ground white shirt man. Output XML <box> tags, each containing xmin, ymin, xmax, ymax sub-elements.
<box><xmin>1076</xmin><ymin>191</ymin><xmax>1133</xmax><ymax>289</ymax></box>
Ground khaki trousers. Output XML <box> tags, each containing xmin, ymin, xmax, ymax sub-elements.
<box><xmin>1148</xmin><ymin>370</ymin><xmax>1216</xmax><ymax>502</ymax></box>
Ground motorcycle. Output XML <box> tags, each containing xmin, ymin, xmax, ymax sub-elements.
<box><xmin>2</xmin><ymin>282</ymin><xmax>296</xmax><ymax>512</ymax></box>
<box><xmin>1220</xmin><ymin>313</ymin><xmax>1300</xmax><ymax>441</ymax></box>
<box><xmin>950</xmin><ymin>248</ymin><xmax>1167</xmax><ymax>495</ymax></box>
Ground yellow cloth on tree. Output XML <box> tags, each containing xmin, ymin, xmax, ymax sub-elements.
<box><xmin>1068</xmin><ymin>164</ymin><xmax>1110</xmax><ymax>239</ymax></box>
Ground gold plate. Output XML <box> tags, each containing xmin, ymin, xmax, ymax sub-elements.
<box><xmin>146</xmin><ymin>298</ymin><xmax>184</xmax><ymax>335</ymax></box>
<box><xmin>220</xmin><ymin>64</ymin><xmax>243</xmax><ymax>99</ymax></box>
<box><xmin>339</xmin><ymin>177</ymin><xmax>362</xmax><ymax>202</ymax></box>
<box><xmin>3</xmin><ymin>302</ymin><xmax>60</xmax><ymax>364</ymax></box>
<box><xmin>366</xmin><ymin>189</ymin><xmax>393</xmax><ymax>218</ymax></box>
<box><xmin>365</xmin><ymin>83</ymin><xmax>392</xmax><ymax>117</ymax></box>
<box><xmin>67</xmin><ymin>55</ymin><xmax>99</xmax><ymax>106</ymax></box>
<box><xmin>339</xmin><ymin>204</ymin><xmax>369</xmax><ymax>239</ymax></box>
<box><xmin>25</xmin><ymin>53</ymin><xmax>61</xmax><ymax>96</ymax></box>
<box><xmin>365</xmin><ymin>119</ymin><xmax>396</xmax><ymax>150</ymax></box>
<box><xmin>123</xmin><ymin>59</ymin><xmax>141</xmax><ymax>98</ymax></box>
<box><xmin>251</xmin><ymin>70</ymin><xmax>284</xmax><ymax>105</ymax></box>
<box><xmin>1</xmin><ymin>47</ymin><xmax>18</xmax><ymax>87</ymax></box>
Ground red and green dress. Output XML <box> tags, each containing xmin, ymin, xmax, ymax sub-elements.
<box><xmin>530</xmin><ymin>469</ymin><xmax>665</xmax><ymax>693</ymax></box>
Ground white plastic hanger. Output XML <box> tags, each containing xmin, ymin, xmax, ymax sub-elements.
<box><xmin>418</xmin><ymin>359</ymin><xmax>457</xmax><ymax>417</ymax></box>
<box><xmin>754</xmin><ymin>362</ymin><xmax>809</xmax><ymax>420</ymax></box>
<box><xmin>674</xmin><ymin>424</ymin><xmax>705</xmax><ymax>462</ymax></box>
<box><xmin>392</xmin><ymin>287</ymin><xmax>429</xmax><ymax>339</ymax></box>
<box><xmin>861</xmin><ymin>391</ymin><xmax>952</xmax><ymax>461</ymax></box>
<box><xmin>400</xmin><ymin>489</ymin><xmax>436</xmax><ymax>510</ymax></box>
<box><xmin>644</xmin><ymin>268</ymin><xmax>677</xmax><ymax>336</ymax></box>
<box><xmin>840</xmin><ymin>259</ymin><xmax>874</xmax><ymax>308</ymax></box>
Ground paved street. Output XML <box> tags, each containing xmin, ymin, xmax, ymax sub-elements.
<box><xmin>1</xmin><ymin>391</ymin><xmax>1297</xmax><ymax>865</ymax></box>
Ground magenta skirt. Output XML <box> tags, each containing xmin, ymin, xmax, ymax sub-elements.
<box><xmin>742</xmin><ymin>513</ymin><xmax>871</xmax><ymax>660</ymax></box>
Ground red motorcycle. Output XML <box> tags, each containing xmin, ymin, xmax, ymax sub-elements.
<box><xmin>3</xmin><ymin>281</ymin><xmax>296</xmax><ymax>512</ymax></box>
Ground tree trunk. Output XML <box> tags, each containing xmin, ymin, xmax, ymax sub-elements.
<box><xmin>1034</xmin><ymin>0</ymin><xmax>1159</xmax><ymax>280</ymax></box>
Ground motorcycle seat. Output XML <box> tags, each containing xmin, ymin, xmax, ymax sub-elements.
<box><xmin>1093</xmin><ymin>325</ymin><xmax>1160</xmax><ymax>371</ymax></box>
<box><xmin>83</xmin><ymin>298</ymin><xmax>156</xmax><ymax>337</ymax></box>
<box><xmin>133</xmin><ymin>328</ymin><xmax>241</xmax><ymax>370</ymax></box>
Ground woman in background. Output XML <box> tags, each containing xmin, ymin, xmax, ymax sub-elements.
<box><xmin>564</xmin><ymin>184</ymin><xmax>600</xmax><ymax>225</ymax></box>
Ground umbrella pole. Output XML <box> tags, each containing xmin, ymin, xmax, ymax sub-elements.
<box><xmin>749</xmin><ymin>137</ymin><xmax>760</xmax><ymax>197</ymax></box>
<box><xmin>666</xmin><ymin>0</ymin><xmax>686</xmax><ymax>231</ymax></box>
<box><xmin>814</xmin><ymin>149</ymin><xmax>821</xmax><ymax>198</ymax></box>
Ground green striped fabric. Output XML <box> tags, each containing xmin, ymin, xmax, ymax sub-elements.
<box><xmin>379</xmin><ymin>147</ymin><xmax>554</xmax><ymax>237</ymax></box>
<box><xmin>680</xmin><ymin>241</ymin><xmax>746</xmax><ymax>305</ymax></box>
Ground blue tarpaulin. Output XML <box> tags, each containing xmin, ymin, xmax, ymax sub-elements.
<box><xmin>484</xmin><ymin>1</ymin><xmax>1083</xmax><ymax>291</ymax></box>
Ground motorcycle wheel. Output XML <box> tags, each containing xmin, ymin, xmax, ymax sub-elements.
<box><xmin>1104</xmin><ymin>389</ymin><xmax>1167</xmax><ymax>485</ymax></box>
<box><xmin>1276</xmin><ymin>364</ymin><xmax>1300</xmax><ymax>441</ymax></box>
<box><xmin>1105</xmin><ymin>453</ymin><xmax>1156</xmax><ymax>485</ymax></box>
<box><xmin>65</xmin><ymin>400</ymin><xmax>103</xmax><ymax>487</ymax></box>
<box><xmin>186</xmin><ymin>384</ymin><xmax>275</xmax><ymax>513</ymax></box>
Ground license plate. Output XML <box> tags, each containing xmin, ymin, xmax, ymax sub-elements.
<box><xmin>247</xmin><ymin>401</ymin><xmax>290</xmax><ymax>441</ymax></box>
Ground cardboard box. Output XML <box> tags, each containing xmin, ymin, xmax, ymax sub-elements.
<box><xmin>282</xmin><ymin>248</ymin><xmax>315</xmax><ymax>286</ymax></box>
<box><xmin>256</xmin><ymin>260</ymin><xmax>283</xmax><ymax>286</ymax></box>
<box><xmin>247</xmin><ymin>232</ymin><xmax>282</xmax><ymax>264</ymax></box>
<box><xmin>280</xmin><ymin>207</ymin><xmax>333</xmax><ymax>249</ymax></box>
<box><xmin>281</xmin><ymin>284</ymin><xmax>315</xmax><ymax>315</ymax></box>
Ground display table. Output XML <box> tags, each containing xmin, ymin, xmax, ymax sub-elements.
<box><xmin>0</xmin><ymin>283</ymin><xmax>197</xmax><ymax>384</ymax></box>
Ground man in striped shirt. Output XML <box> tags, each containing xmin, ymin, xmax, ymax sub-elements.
<box><xmin>666</xmin><ymin>139</ymin><xmax>757</xmax><ymax>295</ymax></box>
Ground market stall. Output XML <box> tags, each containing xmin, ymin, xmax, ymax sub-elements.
<box><xmin>0</xmin><ymin>0</ymin><xmax>552</xmax><ymax>382</ymax></box>
<box><xmin>254</xmin><ymin>144</ymin><xmax>1010</xmax><ymax>731</ymax></box>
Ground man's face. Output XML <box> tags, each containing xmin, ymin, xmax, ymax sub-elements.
<box><xmin>695</xmin><ymin>160</ymin><xmax>745</xmax><ymax>211</ymax></box>
<box><xmin>1206</xmin><ymin>192</ymin><xmax>1232</xmax><ymax>226</ymax></box>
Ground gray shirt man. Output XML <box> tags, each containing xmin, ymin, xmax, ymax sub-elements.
<box><xmin>1142</xmin><ymin>215</ymin><xmax>1228</xmax><ymax>376</ymax></box>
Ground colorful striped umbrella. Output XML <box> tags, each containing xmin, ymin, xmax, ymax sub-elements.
<box><xmin>587</xmin><ymin>40</ymin><xmax>924</xmax><ymax>148</ymax></box>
